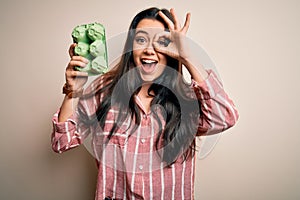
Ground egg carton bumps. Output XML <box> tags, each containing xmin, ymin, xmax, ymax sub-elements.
<box><xmin>72</xmin><ymin>22</ymin><xmax>108</xmax><ymax>76</ymax></box>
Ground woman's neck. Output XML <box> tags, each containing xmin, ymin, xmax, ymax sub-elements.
<box><xmin>137</xmin><ymin>83</ymin><xmax>153</xmax><ymax>113</ymax></box>
<box><xmin>138</xmin><ymin>83</ymin><xmax>152</xmax><ymax>97</ymax></box>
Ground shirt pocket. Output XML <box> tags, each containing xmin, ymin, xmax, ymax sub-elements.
<box><xmin>108</xmin><ymin>133</ymin><xmax>127</xmax><ymax>147</ymax></box>
<box><xmin>106</xmin><ymin>123</ymin><xmax>130</xmax><ymax>149</ymax></box>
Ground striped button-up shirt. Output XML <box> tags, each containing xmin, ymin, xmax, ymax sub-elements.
<box><xmin>52</xmin><ymin>70</ymin><xmax>239</xmax><ymax>200</ymax></box>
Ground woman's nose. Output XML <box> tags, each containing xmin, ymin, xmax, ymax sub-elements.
<box><xmin>143</xmin><ymin>43</ymin><xmax>155</xmax><ymax>55</ymax></box>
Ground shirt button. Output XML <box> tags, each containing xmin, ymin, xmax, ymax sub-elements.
<box><xmin>141</xmin><ymin>139</ymin><xmax>146</xmax><ymax>143</ymax></box>
<box><xmin>139</xmin><ymin>165</ymin><xmax>143</xmax><ymax>170</ymax></box>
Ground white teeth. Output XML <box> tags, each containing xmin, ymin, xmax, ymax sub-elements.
<box><xmin>142</xmin><ymin>59</ymin><xmax>156</xmax><ymax>64</ymax></box>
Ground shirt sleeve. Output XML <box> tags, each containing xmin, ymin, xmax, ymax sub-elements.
<box><xmin>51</xmin><ymin>110</ymin><xmax>83</xmax><ymax>153</ymax></box>
<box><xmin>191</xmin><ymin>69</ymin><xmax>239</xmax><ymax>136</ymax></box>
<box><xmin>51</xmin><ymin>76</ymin><xmax>108</xmax><ymax>153</ymax></box>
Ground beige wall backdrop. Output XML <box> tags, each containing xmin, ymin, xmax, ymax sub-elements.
<box><xmin>0</xmin><ymin>0</ymin><xmax>299</xmax><ymax>199</ymax></box>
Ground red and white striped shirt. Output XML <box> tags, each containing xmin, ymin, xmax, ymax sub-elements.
<box><xmin>51</xmin><ymin>70</ymin><xmax>238</xmax><ymax>200</ymax></box>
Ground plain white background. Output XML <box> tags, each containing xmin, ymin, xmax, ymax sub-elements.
<box><xmin>0</xmin><ymin>0</ymin><xmax>299</xmax><ymax>199</ymax></box>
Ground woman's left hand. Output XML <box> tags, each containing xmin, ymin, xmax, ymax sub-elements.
<box><xmin>153</xmin><ymin>8</ymin><xmax>191</xmax><ymax>65</ymax></box>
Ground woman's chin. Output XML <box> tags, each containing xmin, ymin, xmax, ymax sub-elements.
<box><xmin>140</xmin><ymin>73</ymin><xmax>155</xmax><ymax>82</ymax></box>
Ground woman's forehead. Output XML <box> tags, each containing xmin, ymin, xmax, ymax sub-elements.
<box><xmin>136</xmin><ymin>18</ymin><xmax>165</xmax><ymax>29</ymax></box>
<box><xmin>135</xmin><ymin>19</ymin><xmax>165</xmax><ymax>37</ymax></box>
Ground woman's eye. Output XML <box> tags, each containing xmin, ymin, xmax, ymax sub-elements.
<box><xmin>157</xmin><ymin>38</ymin><xmax>171</xmax><ymax>47</ymax></box>
<box><xmin>135</xmin><ymin>37</ymin><xmax>147</xmax><ymax>45</ymax></box>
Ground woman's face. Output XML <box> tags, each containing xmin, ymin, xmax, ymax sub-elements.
<box><xmin>132</xmin><ymin>19</ymin><xmax>167</xmax><ymax>82</ymax></box>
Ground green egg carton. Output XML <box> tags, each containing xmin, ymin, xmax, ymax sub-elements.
<box><xmin>72</xmin><ymin>22</ymin><xmax>108</xmax><ymax>76</ymax></box>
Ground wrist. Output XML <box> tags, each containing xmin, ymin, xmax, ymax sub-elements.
<box><xmin>62</xmin><ymin>83</ymin><xmax>83</xmax><ymax>98</ymax></box>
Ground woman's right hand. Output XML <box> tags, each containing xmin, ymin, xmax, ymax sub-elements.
<box><xmin>65</xmin><ymin>43</ymin><xmax>89</xmax><ymax>91</ymax></box>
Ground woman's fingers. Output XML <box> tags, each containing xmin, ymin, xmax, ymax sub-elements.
<box><xmin>65</xmin><ymin>44</ymin><xmax>89</xmax><ymax>90</ymax></box>
<box><xmin>65</xmin><ymin>71</ymin><xmax>88</xmax><ymax>91</ymax></box>
<box><xmin>159</xmin><ymin>8</ymin><xmax>191</xmax><ymax>34</ymax></box>
<box><xmin>68</xmin><ymin>43</ymin><xmax>76</xmax><ymax>58</ymax></box>
<box><xmin>153</xmin><ymin>31</ymin><xmax>180</xmax><ymax>59</ymax></box>
<box><xmin>68</xmin><ymin>60</ymin><xmax>88</xmax><ymax>69</ymax></box>
<box><xmin>154</xmin><ymin>9</ymin><xmax>192</xmax><ymax>61</ymax></box>
<box><xmin>66</xmin><ymin>56</ymin><xmax>89</xmax><ymax>69</ymax></box>
<box><xmin>71</xmin><ymin>56</ymin><xmax>89</xmax><ymax>63</ymax></box>
<box><xmin>67</xmin><ymin>70</ymin><xmax>88</xmax><ymax>77</ymax></box>
<box><xmin>158</xmin><ymin>11</ymin><xmax>175</xmax><ymax>30</ymax></box>
<box><xmin>170</xmin><ymin>8</ymin><xmax>181</xmax><ymax>30</ymax></box>
<box><xmin>181</xmin><ymin>13</ymin><xmax>191</xmax><ymax>34</ymax></box>
<box><xmin>65</xmin><ymin>67</ymin><xmax>88</xmax><ymax>85</ymax></box>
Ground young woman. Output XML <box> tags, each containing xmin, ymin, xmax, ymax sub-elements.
<box><xmin>52</xmin><ymin>7</ymin><xmax>239</xmax><ymax>200</ymax></box>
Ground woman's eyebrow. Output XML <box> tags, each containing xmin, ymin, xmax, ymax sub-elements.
<box><xmin>135</xmin><ymin>30</ymin><xmax>149</xmax><ymax>35</ymax></box>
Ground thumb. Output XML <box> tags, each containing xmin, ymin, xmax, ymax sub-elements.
<box><xmin>69</xmin><ymin>43</ymin><xmax>77</xmax><ymax>58</ymax></box>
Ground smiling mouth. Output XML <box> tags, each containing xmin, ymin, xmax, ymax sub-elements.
<box><xmin>140</xmin><ymin>59</ymin><xmax>158</xmax><ymax>74</ymax></box>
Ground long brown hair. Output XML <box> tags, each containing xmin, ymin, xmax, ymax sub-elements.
<box><xmin>80</xmin><ymin>7</ymin><xmax>200</xmax><ymax>165</ymax></box>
